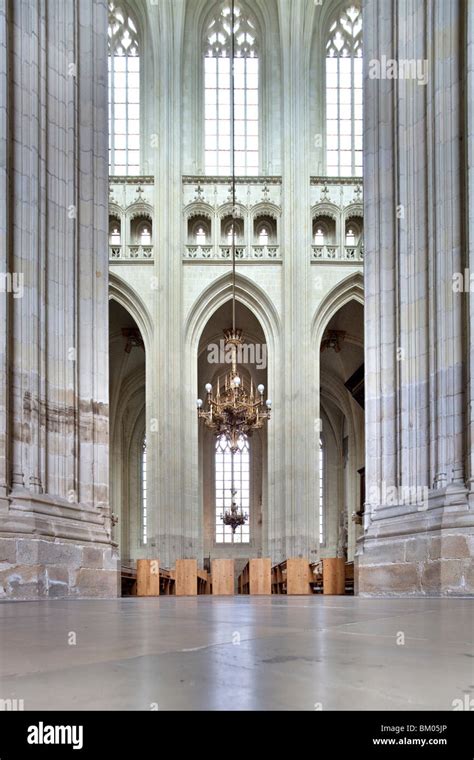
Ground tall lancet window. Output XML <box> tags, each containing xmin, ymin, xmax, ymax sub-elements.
<box><xmin>108</xmin><ymin>2</ymin><xmax>140</xmax><ymax>175</ymax></box>
<box><xmin>204</xmin><ymin>3</ymin><xmax>259</xmax><ymax>176</ymax></box>
<box><xmin>319</xmin><ymin>436</ymin><xmax>324</xmax><ymax>544</ymax></box>
<box><xmin>215</xmin><ymin>434</ymin><xmax>250</xmax><ymax>543</ymax></box>
<box><xmin>326</xmin><ymin>5</ymin><xmax>362</xmax><ymax>176</ymax></box>
<box><xmin>141</xmin><ymin>435</ymin><xmax>147</xmax><ymax>545</ymax></box>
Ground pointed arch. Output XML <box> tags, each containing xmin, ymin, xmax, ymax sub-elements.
<box><xmin>312</xmin><ymin>271</ymin><xmax>364</xmax><ymax>348</ymax></box>
<box><xmin>109</xmin><ymin>273</ymin><xmax>153</xmax><ymax>357</ymax></box>
<box><xmin>185</xmin><ymin>271</ymin><xmax>280</xmax><ymax>355</ymax></box>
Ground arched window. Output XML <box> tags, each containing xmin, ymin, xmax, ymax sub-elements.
<box><xmin>314</xmin><ymin>227</ymin><xmax>325</xmax><ymax>245</ymax></box>
<box><xmin>196</xmin><ymin>226</ymin><xmax>207</xmax><ymax>244</ymax></box>
<box><xmin>108</xmin><ymin>2</ymin><xmax>140</xmax><ymax>175</ymax></box>
<box><xmin>138</xmin><ymin>223</ymin><xmax>151</xmax><ymax>245</ymax></box>
<box><xmin>345</xmin><ymin>226</ymin><xmax>356</xmax><ymax>246</ymax></box>
<box><xmin>215</xmin><ymin>433</ymin><xmax>250</xmax><ymax>543</ymax></box>
<box><xmin>204</xmin><ymin>3</ymin><xmax>259</xmax><ymax>176</ymax></box>
<box><xmin>226</xmin><ymin>222</ymin><xmax>239</xmax><ymax>244</ymax></box>
<box><xmin>109</xmin><ymin>221</ymin><xmax>121</xmax><ymax>245</ymax></box>
<box><xmin>141</xmin><ymin>435</ymin><xmax>147</xmax><ymax>545</ymax></box>
<box><xmin>319</xmin><ymin>436</ymin><xmax>324</xmax><ymax>544</ymax></box>
<box><xmin>326</xmin><ymin>5</ymin><xmax>362</xmax><ymax>176</ymax></box>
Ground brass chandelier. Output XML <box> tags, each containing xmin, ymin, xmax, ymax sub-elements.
<box><xmin>196</xmin><ymin>326</ymin><xmax>272</xmax><ymax>453</ymax></box>
<box><xmin>196</xmin><ymin>0</ymin><xmax>272</xmax><ymax>460</ymax></box>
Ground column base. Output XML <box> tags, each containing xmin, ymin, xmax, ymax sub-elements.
<box><xmin>0</xmin><ymin>492</ymin><xmax>120</xmax><ymax>600</ymax></box>
<box><xmin>356</xmin><ymin>500</ymin><xmax>474</xmax><ymax>596</ymax></box>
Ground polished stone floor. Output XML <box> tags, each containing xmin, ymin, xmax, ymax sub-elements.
<box><xmin>0</xmin><ymin>596</ymin><xmax>472</xmax><ymax>710</ymax></box>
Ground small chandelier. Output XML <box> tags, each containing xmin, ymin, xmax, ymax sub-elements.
<box><xmin>196</xmin><ymin>327</ymin><xmax>271</xmax><ymax>452</ymax></box>
<box><xmin>221</xmin><ymin>489</ymin><xmax>249</xmax><ymax>533</ymax></box>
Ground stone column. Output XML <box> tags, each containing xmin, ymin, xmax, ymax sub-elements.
<box><xmin>358</xmin><ymin>0</ymin><xmax>474</xmax><ymax>595</ymax></box>
<box><xmin>274</xmin><ymin>0</ymin><xmax>319</xmax><ymax>562</ymax></box>
<box><xmin>0</xmin><ymin>0</ymin><xmax>118</xmax><ymax>599</ymax></box>
<box><xmin>150</xmin><ymin>0</ymin><xmax>195</xmax><ymax>567</ymax></box>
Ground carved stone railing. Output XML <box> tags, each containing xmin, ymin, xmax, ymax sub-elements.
<box><xmin>109</xmin><ymin>244</ymin><xmax>154</xmax><ymax>261</ymax></box>
<box><xmin>344</xmin><ymin>244</ymin><xmax>364</xmax><ymax>260</ymax></box>
<box><xmin>311</xmin><ymin>245</ymin><xmax>339</xmax><ymax>260</ymax></box>
<box><xmin>183</xmin><ymin>244</ymin><xmax>281</xmax><ymax>260</ymax></box>
<box><xmin>183</xmin><ymin>245</ymin><xmax>214</xmax><ymax>259</ymax></box>
<box><xmin>311</xmin><ymin>243</ymin><xmax>363</xmax><ymax>262</ymax></box>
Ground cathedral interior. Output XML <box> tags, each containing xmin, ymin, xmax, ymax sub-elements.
<box><xmin>0</xmin><ymin>0</ymin><xmax>472</xmax><ymax>713</ymax></box>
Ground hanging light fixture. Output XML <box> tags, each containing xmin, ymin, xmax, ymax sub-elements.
<box><xmin>196</xmin><ymin>1</ymin><xmax>271</xmax><ymax>454</ymax></box>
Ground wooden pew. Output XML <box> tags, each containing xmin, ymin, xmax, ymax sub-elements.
<box><xmin>238</xmin><ymin>558</ymin><xmax>271</xmax><ymax>594</ymax></box>
<box><xmin>271</xmin><ymin>558</ymin><xmax>311</xmax><ymax>595</ymax></box>
<box><xmin>211</xmin><ymin>559</ymin><xmax>234</xmax><ymax>595</ymax></box>
<box><xmin>309</xmin><ymin>561</ymin><xmax>323</xmax><ymax>593</ymax></box>
<box><xmin>159</xmin><ymin>568</ymin><xmax>175</xmax><ymax>595</ymax></box>
<box><xmin>309</xmin><ymin>558</ymin><xmax>347</xmax><ymax>595</ymax></box>
<box><xmin>121</xmin><ymin>564</ymin><xmax>137</xmax><ymax>596</ymax></box>
<box><xmin>197</xmin><ymin>569</ymin><xmax>211</xmax><ymax>595</ymax></box>
<box><xmin>345</xmin><ymin>561</ymin><xmax>355</xmax><ymax>594</ymax></box>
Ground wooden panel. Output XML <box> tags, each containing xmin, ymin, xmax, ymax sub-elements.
<box><xmin>249</xmin><ymin>558</ymin><xmax>271</xmax><ymax>595</ymax></box>
<box><xmin>286</xmin><ymin>558</ymin><xmax>311</xmax><ymax>595</ymax></box>
<box><xmin>175</xmin><ymin>559</ymin><xmax>198</xmax><ymax>596</ymax></box>
<box><xmin>136</xmin><ymin>559</ymin><xmax>160</xmax><ymax>596</ymax></box>
<box><xmin>322</xmin><ymin>558</ymin><xmax>346</xmax><ymax>595</ymax></box>
<box><xmin>211</xmin><ymin>559</ymin><xmax>234</xmax><ymax>595</ymax></box>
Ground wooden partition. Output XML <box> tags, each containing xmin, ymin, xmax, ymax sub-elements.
<box><xmin>136</xmin><ymin>559</ymin><xmax>161</xmax><ymax>596</ymax></box>
<box><xmin>322</xmin><ymin>558</ymin><xmax>345</xmax><ymax>594</ymax></box>
<box><xmin>175</xmin><ymin>559</ymin><xmax>198</xmax><ymax>596</ymax></box>
<box><xmin>272</xmin><ymin>558</ymin><xmax>311</xmax><ymax>595</ymax></box>
<box><xmin>211</xmin><ymin>559</ymin><xmax>235</xmax><ymax>595</ymax></box>
<box><xmin>239</xmin><ymin>558</ymin><xmax>271</xmax><ymax>594</ymax></box>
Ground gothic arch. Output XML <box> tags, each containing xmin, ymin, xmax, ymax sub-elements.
<box><xmin>217</xmin><ymin>202</ymin><xmax>247</xmax><ymax>221</ymax></box>
<box><xmin>311</xmin><ymin>202</ymin><xmax>340</xmax><ymax>222</ymax></box>
<box><xmin>126</xmin><ymin>202</ymin><xmax>153</xmax><ymax>222</ymax></box>
<box><xmin>251</xmin><ymin>202</ymin><xmax>281</xmax><ymax>220</ymax></box>
<box><xmin>311</xmin><ymin>271</ymin><xmax>364</xmax><ymax>348</ymax></box>
<box><xmin>184</xmin><ymin>202</ymin><xmax>214</xmax><ymax>222</ymax></box>
<box><xmin>344</xmin><ymin>203</ymin><xmax>363</xmax><ymax>220</ymax></box>
<box><xmin>185</xmin><ymin>272</ymin><xmax>281</xmax><ymax>355</ymax></box>
<box><xmin>109</xmin><ymin>273</ymin><xmax>153</xmax><ymax>357</ymax></box>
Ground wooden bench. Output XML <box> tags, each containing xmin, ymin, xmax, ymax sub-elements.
<box><xmin>238</xmin><ymin>558</ymin><xmax>271</xmax><ymax>594</ymax></box>
<box><xmin>309</xmin><ymin>558</ymin><xmax>347</xmax><ymax>595</ymax></box>
<box><xmin>211</xmin><ymin>559</ymin><xmax>235</xmax><ymax>595</ymax></box>
<box><xmin>197</xmin><ymin>569</ymin><xmax>211</xmax><ymax>595</ymax></box>
<box><xmin>345</xmin><ymin>561</ymin><xmax>355</xmax><ymax>594</ymax></box>
<box><xmin>159</xmin><ymin>567</ymin><xmax>175</xmax><ymax>595</ymax></box>
<box><xmin>271</xmin><ymin>558</ymin><xmax>312</xmax><ymax>595</ymax></box>
<box><xmin>121</xmin><ymin>565</ymin><xmax>137</xmax><ymax>596</ymax></box>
